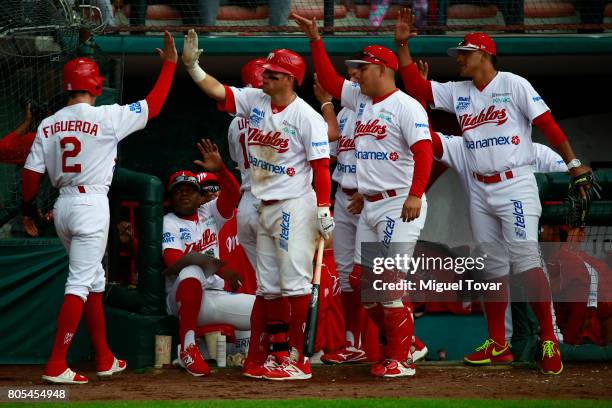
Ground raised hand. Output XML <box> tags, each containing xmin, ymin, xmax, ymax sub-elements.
<box><xmin>182</xmin><ymin>29</ymin><xmax>203</xmax><ymax>68</ymax></box>
<box><xmin>417</xmin><ymin>59</ymin><xmax>429</xmax><ymax>80</ymax></box>
<box><xmin>194</xmin><ymin>139</ymin><xmax>224</xmax><ymax>172</ymax></box>
<box><xmin>395</xmin><ymin>8</ymin><xmax>418</xmax><ymax>45</ymax></box>
<box><xmin>313</xmin><ymin>74</ymin><xmax>332</xmax><ymax>104</ymax></box>
<box><xmin>155</xmin><ymin>31</ymin><xmax>178</xmax><ymax>63</ymax></box>
<box><xmin>292</xmin><ymin>13</ymin><xmax>321</xmax><ymax>41</ymax></box>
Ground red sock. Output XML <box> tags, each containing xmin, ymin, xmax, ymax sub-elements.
<box><xmin>45</xmin><ymin>294</ymin><xmax>85</xmax><ymax>376</ymax></box>
<box><xmin>483</xmin><ymin>302</ymin><xmax>507</xmax><ymax>345</ymax></box>
<box><xmin>84</xmin><ymin>292</ymin><xmax>114</xmax><ymax>371</ymax></box>
<box><xmin>176</xmin><ymin>278</ymin><xmax>202</xmax><ymax>348</ymax></box>
<box><xmin>264</xmin><ymin>297</ymin><xmax>290</xmax><ymax>360</ymax></box>
<box><xmin>245</xmin><ymin>295</ymin><xmax>268</xmax><ymax>365</ymax></box>
<box><xmin>481</xmin><ymin>276</ymin><xmax>509</xmax><ymax>344</ymax></box>
<box><xmin>524</xmin><ymin>268</ymin><xmax>556</xmax><ymax>341</ymax></box>
<box><xmin>288</xmin><ymin>295</ymin><xmax>310</xmax><ymax>360</ymax></box>
<box><xmin>365</xmin><ymin>303</ymin><xmax>385</xmax><ymax>334</ymax></box>
<box><xmin>383</xmin><ymin>306</ymin><xmax>413</xmax><ymax>362</ymax></box>
<box><xmin>341</xmin><ymin>290</ymin><xmax>365</xmax><ymax>349</ymax></box>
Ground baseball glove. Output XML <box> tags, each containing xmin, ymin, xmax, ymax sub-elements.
<box><xmin>566</xmin><ymin>172</ymin><xmax>601</xmax><ymax>228</ymax></box>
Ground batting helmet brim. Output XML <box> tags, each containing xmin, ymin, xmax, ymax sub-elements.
<box><xmin>262</xmin><ymin>63</ymin><xmax>303</xmax><ymax>85</ymax></box>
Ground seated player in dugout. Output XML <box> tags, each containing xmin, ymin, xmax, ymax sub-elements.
<box><xmin>542</xmin><ymin>225</ymin><xmax>612</xmax><ymax>346</ymax></box>
<box><xmin>162</xmin><ymin>139</ymin><xmax>255</xmax><ymax>377</ymax></box>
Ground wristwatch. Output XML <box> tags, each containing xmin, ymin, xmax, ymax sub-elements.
<box><xmin>567</xmin><ymin>158</ymin><xmax>581</xmax><ymax>170</ymax></box>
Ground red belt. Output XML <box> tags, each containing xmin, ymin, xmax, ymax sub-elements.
<box><xmin>261</xmin><ymin>199</ymin><xmax>279</xmax><ymax>206</ymax></box>
<box><xmin>341</xmin><ymin>188</ymin><xmax>358</xmax><ymax>196</ymax></box>
<box><xmin>365</xmin><ymin>189</ymin><xmax>397</xmax><ymax>202</ymax></box>
<box><xmin>473</xmin><ymin>170</ymin><xmax>514</xmax><ymax>184</ymax></box>
<box><xmin>77</xmin><ymin>186</ymin><xmax>86</xmax><ymax>193</ymax></box>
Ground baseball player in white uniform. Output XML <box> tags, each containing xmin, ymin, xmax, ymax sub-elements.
<box><xmin>395</xmin><ymin>8</ymin><xmax>593</xmax><ymax>375</ymax></box>
<box><xmin>162</xmin><ymin>140</ymin><xmax>254</xmax><ymax>377</ymax></box>
<box><xmin>21</xmin><ymin>32</ymin><xmax>177</xmax><ymax>384</ymax></box>
<box><xmin>295</xmin><ymin>13</ymin><xmax>434</xmax><ymax>378</ymax></box>
<box><xmin>182</xmin><ymin>30</ymin><xmax>333</xmax><ymax>381</ymax></box>
<box><xmin>312</xmin><ymin>69</ymin><xmax>370</xmax><ymax>364</ymax></box>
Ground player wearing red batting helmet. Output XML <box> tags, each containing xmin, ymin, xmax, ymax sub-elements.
<box><xmin>22</xmin><ymin>32</ymin><xmax>177</xmax><ymax>384</ymax></box>
<box><xmin>183</xmin><ymin>29</ymin><xmax>332</xmax><ymax>380</ymax></box>
<box><xmin>241</xmin><ymin>58</ymin><xmax>266</xmax><ymax>89</ymax></box>
<box><xmin>396</xmin><ymin>8</ymin><xmax>594</xmax><ymax>375</ymax></box>
<box><xmin>63</xmin><ymin>57</ymin><xmax>105</xmax><ymax>97</ymax></box>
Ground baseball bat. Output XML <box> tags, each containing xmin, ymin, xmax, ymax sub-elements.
<box><xmin>303</xmin><ymin>236</ymin><xmax>325</xmax><ymax>357</ymax></box>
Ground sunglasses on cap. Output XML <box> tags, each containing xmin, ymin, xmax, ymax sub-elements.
<box><xmin>201</xmin><ymin>184</ymin><xmax>220</xmax><ymax>193</ymax></box>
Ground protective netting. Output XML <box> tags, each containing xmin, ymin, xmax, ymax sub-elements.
<box><xmin>91</xmin><ymin>0</ymin><xmax>611</xmax><ymax>34</ymax></box>
<box><xmin>0</xmin><ymin>0</ymin><xmax>80</xmax><ymax>235</ymax></box>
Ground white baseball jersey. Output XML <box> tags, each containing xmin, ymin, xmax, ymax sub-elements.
<box><xmin>341</xmin><ymin>81</ymin><xmax>431</xmax><ymax>195</ymax></box>
<box><xmin>227</xmin><ymin>116</ymin><xmax>252</xmax><ymax>192</ymax></box>
<box><xmin>229</xmin><ymin>87</ymin><xmax>330</xmax><ymax>201</ymax></box>
<box><xmin>162</xmin><ymin>200</ymin><xmax>229</xmax><ymax>293</ymax></box>
<box><xmin>24</xmin><ymin>101</ymin><xmax>148</xmax><ymax>187</ymax></box>
<box><xmin>533</xmin><ymin>143</ymin><xmax>567</xmax><ymax>173</ymax></box>
<box><xmin>431</xmin><ymin>72</ymin><xmax>549</xmax><ymax>175</ymax></box>
<box><xmin>331</xmin><ymin>107</ymin><xmax>358</xmax><ymax>189</ymax></box>
<box><xmin>439</xmin><ymin>136</ymin><xmax>568</xmax><ymax>191</ymax></box>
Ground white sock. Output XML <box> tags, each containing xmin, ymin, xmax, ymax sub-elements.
<box><xmin>184</xmin><ymin>330</ymin><xmax>196</xmax><ymax>349</ymax></box>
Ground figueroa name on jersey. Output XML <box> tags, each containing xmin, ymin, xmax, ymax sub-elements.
<box><xmin>248</xmin><ymin>128</ymin><xmax>289</xmax><ymax>153</ymax></box>
<box><xmin>354</xmin><ymin>119</ymin><xmax>387</xmax><ymax>140</ymax></box>
<box><xmin>458</xmin><ymin>105</ymin><xmax>507</xmax><ymax>132</ymax></box>
<box><xmin>42</xmin><ymin>120</ymin><xmax>99</xmax><ymax>138</ymax></box>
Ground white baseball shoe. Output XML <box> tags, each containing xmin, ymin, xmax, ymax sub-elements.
<box><xmin>97</xmin><ymin>357</ymin><xmax>127</xmax><ymax>378</ymax></box>
<box><xmin>42</xmin><ymin>368</ymin><xmax>89</xmax><ymax>384</ymax></box>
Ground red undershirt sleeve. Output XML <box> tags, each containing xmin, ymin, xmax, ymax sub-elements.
<box><xmin>399</xmin><ymin>63</ymin><xmax>434</xmax><ymax>103</ymax></box>
<box><xmin>310</xmin><ymin>158</ymin><xmax>332</xmax><ymax>207</ymax></box>
<box><xmin>217</xmin><ymin>85</ymin><xmax>236</xmax><ymax>114</ymax></box>
<box><xmin>145</xmin><ymin>60</ymin><xmax>177</xmax><ymax>120</ymax></box>
<box><xmin>215</xmin><ymin>164</ymin><xmax>241</xmax><ymax>219</ymax></box>
<box><xmin>310</xmin><ymin>39</ymin><xmax>344</xmax><ymax>101</ymax></box>
<box><xmin>431</xmin><ymin>129</ymin><xmax>443</xmax><ymax>159</ymax></box>
<box><xmin>532</xmin><ymin>111</ymin><xmax>568</xmax><ymax>147</ymax></box>
<box><xmin>163</xmin><ymin>248</ymin><xmax>184</xmax><ymax>269</ymax></box>
<box><xmin>22</xmin><ymin>168</ymin><xmax>44</xmax><ymax>203</ymax></box>
<box><xmin>409</xmin><ymin>140</ymin><xmax>433</xmax><ymax>198</ymax></box>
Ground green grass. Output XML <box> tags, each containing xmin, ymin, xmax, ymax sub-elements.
<box><xmin>6</xmin><ymin>399</ymin><xmax>612</xmax><ymax>408</ymax></box>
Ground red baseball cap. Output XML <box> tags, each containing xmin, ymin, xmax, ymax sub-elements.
<box><xmin>196</xmin><ymin>172</ymin><xmax>218</xmax><ymax>186</ymax></box>
<box><xmin>447</xmin><ymin>32</ymin><xmax>497</xmax><ymax>56</ymax></box>
<box><xmin>346</xmin><ymin>45</ymin><xmax>399</xmax><ymax>71</ymax></box>
<box><xmin>167</xmin><ymin>170</ymin><xmax>199</xmax><ymax>192</ymax></box>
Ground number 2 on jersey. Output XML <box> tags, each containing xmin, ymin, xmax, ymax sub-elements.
<box><xmin>60</xmin><ymin>136</ymin><xmax>82</xmax><ymax>173</ymax></box>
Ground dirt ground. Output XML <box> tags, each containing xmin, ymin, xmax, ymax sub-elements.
<box><xmin>1</xmin><ymin>362</ymin><xmax>611</xmax><ymax>401</ymax></box>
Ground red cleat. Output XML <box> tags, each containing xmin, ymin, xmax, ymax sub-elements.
<box><xmin>464</xmin><ymin>338</ymin><xmax>514</xmax><ymax>365</ymax></box>
<box><xmin>370</xmin><ymin>359</ymin><xmax>416</xmax><ymax>378</ymax></box>
<box><xmin>42</xmin><ymin>368</ymin><xmax>89</xmax><ymax>384</ymax></box>
<box><xmin>538</xmin><ymin>340</ymin><xmax>563</xmax><ymax>375</ymax></box>
<box><xmin>179</xmin><ymin>344</ymin><xmax>211</xmax><ymax>377</ymax></box>
<box><xmin>321</xmin><ymin>344</ymin><xmax>367</xmax><ymax>364</ymax></box>
<box><xmin>262</xmin><ymin>357</ymin><xmax>312</xmax><ymax>381</ymax></box>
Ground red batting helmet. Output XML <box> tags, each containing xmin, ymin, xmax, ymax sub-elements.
<box><xmin>241</xmin><ymin>58</ymin><xmax>266</xmax><ymax>89</ymax></box>
<box><xmin>447</xmin><ymin>32</ymin><xmax>497</xmax><ymax>56</ymax></box>
<box><xmin>262</xmin><ymin>49</ymin><xmax>306</xmax><ymax>86</ymax></box>
<box><xmin>63</xmin><ymin>57</ymin><xmax>105</xmax><ymax>97</ymax></box>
